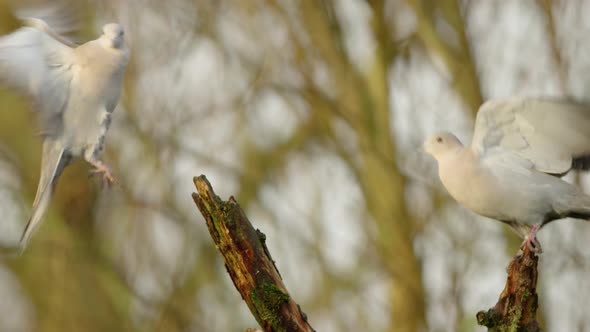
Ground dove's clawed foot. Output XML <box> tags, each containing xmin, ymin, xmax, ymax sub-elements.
<box><xmin>520</xmin><ymin>224</ymin><xmax>542</xmax><ymax>254</ymax></box>
<box><xmin>89</xmin><ymin>160</ymin><xmax>116</xmax><ymax>187</ymax></box>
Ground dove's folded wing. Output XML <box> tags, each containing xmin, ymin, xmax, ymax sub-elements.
<box><xmin>0</xmin><ymin>24</ymin><xmax>74</xmax><ymax>137</ymax></box>
<box><xmin>471</xmin><ymin>97</ymin><xmax>590</xmax><ymax>175</ymax></box>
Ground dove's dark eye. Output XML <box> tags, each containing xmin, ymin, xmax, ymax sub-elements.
<box><xmin>436</xmin><ymin>137</ymin><xmax>443</xmax><ymax>143</ymax></box>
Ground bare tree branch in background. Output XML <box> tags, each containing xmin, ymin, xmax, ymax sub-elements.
<box><xmin>538</xmin><ymin>0</ymin><xmax>569</xmax><ymax>94</ymax></box>
<box><xmin>406</xmin><ymin>0</ymin><xmax>483</xmax><ymax>112</ymax></box>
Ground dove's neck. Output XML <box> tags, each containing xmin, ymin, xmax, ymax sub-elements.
<box><xmin>437</xmin><ymin>147</ymin><xmax>479</xmax><ymax>187</ymax></box>
<box><xmin>436</xmin><ymin>147</ymin><xmax>487</xmax><ymax>210</ymax></box>
<box><xmin>435</xmin><ymin>145</ymin><xmax>465</xmax><ymax>165</ymax></box>
<box><xmin>99</xmin><ymin>35</ymin><xmax>125</xmax><ymax>50</ymax></box>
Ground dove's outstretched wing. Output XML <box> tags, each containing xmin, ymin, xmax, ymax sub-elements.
<box><xmin>13</xmin><ymin>0</ymin><xmax>82</xmax><ymax>43</ymax></box>
<box><xmin>471</xmin><ymin>97</ymin><xmax>590</xmax><ymax>175</ymax></box>
<box><xmin>0</xmin><ymin>21</ymin><xmax>74</xmax><ymax>137</ymax></box>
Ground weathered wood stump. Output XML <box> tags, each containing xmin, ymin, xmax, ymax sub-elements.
<box><xmin>477</xmin><ymin>246</ymin><xmax>540</xmax><ymax>332</ymax></box>
<box><xmin>192</xmin><ymin>175</ymin><xmax>315</xmax><ymax>332</ymax></box>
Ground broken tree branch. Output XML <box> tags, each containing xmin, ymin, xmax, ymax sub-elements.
<box><xmin>192</xmin><ymin>175</ymin><xmax>315</xmax><ymax>332</ymax></box>
<box><xmin>476</xmin><ymin>245</ymin><xmax>540</xmax><ymax>331</ymax></box>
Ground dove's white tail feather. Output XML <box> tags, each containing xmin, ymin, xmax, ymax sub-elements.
<box><xmin>564</xmin><ymin>196</ymin><xmax>590</xmax><ymax>221</ymax></box>
<box><xmin>540</xmin><ymin>194</ymin><xmax>590</xmax><ymax>230</ymax></box>
<box><xmin>19</xmin><ymin>141</ymin><xmax>69</xmax><ymax>253</ymax></box>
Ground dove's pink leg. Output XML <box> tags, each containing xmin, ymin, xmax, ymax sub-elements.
<box><xmin>88</xmin><ymin>160</ymin><xmax>116</xmax><ymax>187</ymax></box>
<box><xmin>520</xmin><ymin>224</ymin><xmax>542</xmax><ymax>254</ymax></box>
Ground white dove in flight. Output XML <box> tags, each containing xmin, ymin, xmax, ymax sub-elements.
<box><xmin>0</xmin><ymin>18</ymin><xmax>129</xmax><ymax>252</ymax></box>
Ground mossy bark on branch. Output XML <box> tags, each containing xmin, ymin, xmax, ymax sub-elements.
<box><xmin>476</xmin><ymin>246</ymin><xmax>540</xmax><ymax>332</ymax></box>
<box><xmin>192</xmin><ymin>175</ymin><xmax>314</xmax><ymax>332</ymax></box>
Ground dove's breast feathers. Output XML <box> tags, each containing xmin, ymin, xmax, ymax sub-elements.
<box><xmin>62</xmin><ymin>39</ymin><xmax>128</xmax><ymax>158</ymax></box>
<box><xmin>71</xmin><ymin>39</ymin><xmax>128</xmax><ymax>112</ymax></box>
<box><xmin>438</xmin><ymin>149</ymin><xmax>508</xmax><ymax>218</ymax></box>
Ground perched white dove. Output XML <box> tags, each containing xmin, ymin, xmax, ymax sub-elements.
<box><xmin>0</xmin><ymin>18</ymin><xmax>129</xmax><ymax>252</ymax></box>
<box><xmin>424</xmin><ymin>97</ymin><xmax>590</xmax><ymax>252</ymax></box>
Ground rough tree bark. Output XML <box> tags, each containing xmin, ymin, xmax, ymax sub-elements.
<box><xmin>476</xmin><ymin>246</ymin><xmax>540</xmax><ymax>332</ymax></box>
<box><xmin>192</xmin><ymin>175</ymin><xmax>315</xmax><ymax>332</ymax></box>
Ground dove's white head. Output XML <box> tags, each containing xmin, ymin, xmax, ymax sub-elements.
<box><xmin>101</xmin><ymin>23</ymin><xmax>125</xmax><ymax>49</ymax></box>
<box><xmin>423</xmin><ymin>132</ymin><xmax>464</xmax><ymax>161</ymax></box>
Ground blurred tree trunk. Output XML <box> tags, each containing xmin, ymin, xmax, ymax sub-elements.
<box><xmin>362</xmin><ymin>3</ymin><xmax>426</xmax><ymax>331</ymax></box>
<box><xmin>241</xmin><ymin>1</ymin><xmax>430</xmax><ymax>330</ymax></box>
